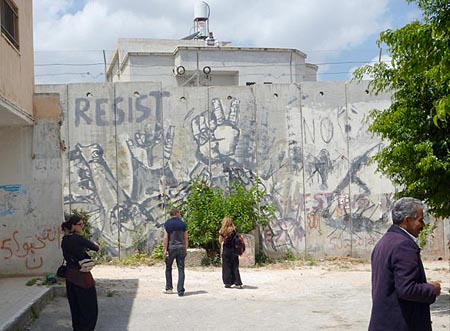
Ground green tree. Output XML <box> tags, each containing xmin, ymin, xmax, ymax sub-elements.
<box><xmin>181</xmin><ymin>179</ymin><xmax>225</xmax><ymax>250</ymax></box>
<box><xmin>223</xmin><ymin>180</ymin><xmax>276</xmax><ymax>233</ymax></box>
<box><xmin>179</xmin><ymin>177</ymin><xmax>276</xmax><ymax>253</ymax></box>
<box><xmin>353</xmin><ymin>0</ymin><xmax>450</xmax><ymax>218</ymax></box>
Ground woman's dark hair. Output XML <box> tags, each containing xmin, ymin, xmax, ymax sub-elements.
<box><xmin>61</xmin><ymin>214</ymin><xmax>83</xmax><ymax>232</ymax></box>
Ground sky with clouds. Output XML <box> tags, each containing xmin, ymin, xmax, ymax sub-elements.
<box><xmin>33</xmin><ymin>0</ymin><xmax>422</xmax><ymax>84</ymax></box>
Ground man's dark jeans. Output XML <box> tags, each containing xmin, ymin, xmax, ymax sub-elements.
<box><xmin>165</xmin><ymin>247</ymin><xmax>186</xmax><ymax>295</ymax></box>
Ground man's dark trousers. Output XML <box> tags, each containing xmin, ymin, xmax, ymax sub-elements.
<box><xmin>165</xmin><ymin>247</ymin><xmax>186</xmax><ymax>295</ymax></box>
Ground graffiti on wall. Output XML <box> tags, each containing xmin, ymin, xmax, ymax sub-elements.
<box><xmin>0</xmin><ymin>226</ymin><xmax>60</xmax><ymax>269</ymax></box>
<box><xmin>300</xmin><ymin>102</ymin><xmax>392</xmax><ymax>254</ymax></box>
<box><xmin>66</xmin><ymin>91</ymin><xmax>178</xmax><ymax>254</ymax></box>
<box><xmin>0</xmin><ymin>185</ymin><xmax>33</xmax><ymax>217</ymax></box>
<box><xmin>74</xmin><ymin>91</ymin><xmax>170</xmax><ymax>127</ymax></box>
<box><xmin>63</xmin><ymin>87</ymin><xmax>394</xmax><ymax>256</ymax></box>
<box><xmin>259</xmin><ymin>98</ymin><xmax>393</xmax><ymax>254</ymax></box>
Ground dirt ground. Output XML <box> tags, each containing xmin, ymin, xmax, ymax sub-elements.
<box><xmin>27</xmin><ymin>258</ymin><xmax>449</xmax><ymax>331</ymax></box>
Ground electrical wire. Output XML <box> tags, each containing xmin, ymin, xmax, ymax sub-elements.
<box><xmin>34</xmin><ymin>50</ymin><xmax>386</xmax><ymax>79</ymax></box>
<box><xmin>34</xmin><ymin>60</ymin><xmax>386</xmax><ymax>68</ymax></box>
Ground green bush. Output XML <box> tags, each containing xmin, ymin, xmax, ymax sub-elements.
<box><xmin>177</xmin><ymin>177</ymin><xmax>276</xmax><ymax>254</ymax></box>
<box><xmin>224</xmin><ymin>180</ymin><xmax>276</xmax><ymax>233</ymax></box>
<box><xmin>180</xmin><ymin>179</ymin><xmax>225</xmax><ymax>250</ymax></box>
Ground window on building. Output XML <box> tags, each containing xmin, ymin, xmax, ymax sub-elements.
<box><xmin>1</xmin><ymin>0</ymin><xmax>19</xmax><ymax>50</ymax></box>
<box><xmin>246</xmin><ymin>82</ymin><xmax>256</xmax><ymax>86</ymax></box>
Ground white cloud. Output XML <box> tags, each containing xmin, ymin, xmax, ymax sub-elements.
<box><xmin>34</xmin><ymin>0</ymin><xmax>390</xmax><ymax>50</ymax></box>
<box><xmin>32</xmin><ymin>0</ymin><xmax>417</xmax><ymax>83</ymax></box>
<box><xmin>33</xmin><ymin>0</ymin><xmax>73</xmax><ymax>24</ymax></box>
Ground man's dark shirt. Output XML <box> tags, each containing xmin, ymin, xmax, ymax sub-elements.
<box><xmin>164</xmin><ymin>217</ymin><xmax>187</xmax><ymax>249</ymax></box>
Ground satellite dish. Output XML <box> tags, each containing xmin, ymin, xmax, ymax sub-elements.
<box><xmin>180</xmin><ymin>31</ymin><xmax>200</xmax><ymax>40</ymax></box>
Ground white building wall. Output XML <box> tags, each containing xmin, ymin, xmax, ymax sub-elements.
<box><xmin>304</xmin><ymin>64</ymin><xmax>319</xmax><ymax>81</ymax></box>
<box><xmin>0</xmin><ymin>121</ymin><xmax>63</xmax><ymax>276</ymax></box>
<box><xmin>129</xmin><ymin>54</ymin><xmax>174</xmax><ymax>84</ymax></box>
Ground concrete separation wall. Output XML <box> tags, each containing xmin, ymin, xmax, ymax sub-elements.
<box><xmin>35</xmin><ymin>82</ymin><xmax>449</xmax><ymax>260</ymax></box>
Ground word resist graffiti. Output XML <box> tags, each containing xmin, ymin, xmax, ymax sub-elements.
<box><xmin>74</xmin><ymin>91</ymin><xmax>170</xmax><ymax>127</ymax></box>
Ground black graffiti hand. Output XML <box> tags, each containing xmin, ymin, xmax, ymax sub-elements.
<box><xmin>191</xmin><ymin>98</ymin><xmax>240</xmax><ymax>163</ymax></box>
<box><xmin>127</xmin><ymin>124</ymin><xmax>175</xmax><ymax>170</ymax></box>
<box><xmin>134</xmin><ymin>123</ymin><xmax>162</xmax><ymax>149</ymax></box>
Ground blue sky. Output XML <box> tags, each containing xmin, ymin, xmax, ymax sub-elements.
<box><xmin>33</xmin><ymin>0</ymin><xmax>421</xmax><ymax>84</ymax></box>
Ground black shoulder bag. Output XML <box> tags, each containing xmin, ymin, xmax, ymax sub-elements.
<box><xmin>57</xmin><ymin>259</ymin><xmax>67</xmax><ymax>278</ymax></box>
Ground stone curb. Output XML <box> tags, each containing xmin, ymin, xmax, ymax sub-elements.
<box><xmin>2</xmin><ymin>285</ymin><xmax>64</xmax><ymax>331</ymax></box>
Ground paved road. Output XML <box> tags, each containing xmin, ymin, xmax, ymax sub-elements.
<box><xmin>25</xmin><ymin>263</ymin><xmax>450</xmax><ymax>331</ymax></box>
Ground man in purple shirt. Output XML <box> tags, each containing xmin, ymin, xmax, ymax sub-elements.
<box><xmin>369</xmin><ymin>197</ymin><xmax>441</xmax><ymax>331</ymax></box>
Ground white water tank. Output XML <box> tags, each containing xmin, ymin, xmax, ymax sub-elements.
<box><xmin>194</xmin><ymin>1</ymin><xmax>209</xmax><ymax>20</ymax></box>
<box><xmin>193</xmin><ymin>1</ymin><xmax>210</xmax><ymax>39</ymax></box>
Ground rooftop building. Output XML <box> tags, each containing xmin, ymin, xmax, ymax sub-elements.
<box><xmin>106</xmin><ymin>38</ymin><xmax>318</xmax><ymax>87</ymax></box>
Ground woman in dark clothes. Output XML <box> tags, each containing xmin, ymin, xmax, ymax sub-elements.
<box><xmin>218</xmin><ymin>216</ymin><xmax>243</xmax><ymax>289</ymax></box>
<box><xmin>61</xmin><ymin>215</ymin><xmax>99</xmax><ymax>331</ymax></box>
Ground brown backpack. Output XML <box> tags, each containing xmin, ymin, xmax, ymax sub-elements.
<box><xmin>233</xmin><ymin>233</ymin><xmax>246</xmax><ymax>256</ymax></box>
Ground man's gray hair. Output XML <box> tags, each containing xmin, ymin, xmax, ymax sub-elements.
<box><xmin>391</xmin><ymin>197</ymin><xmax>424</xmax><ymax>225</ymax></box>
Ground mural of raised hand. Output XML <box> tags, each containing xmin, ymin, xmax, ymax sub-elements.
<box><xmin>191</xmin><ymin>98</ymin><xmax>240</xmax><ymax>165</ymax></box>
<box><xmin>127</xmin><ymin>123</ymin><xmax>175</xmax><ymax>170</ymax></box>
<box><xmin>126</xmin><ymin>124</ymin><xmax>177</xmax><ymax>203</ymax></box>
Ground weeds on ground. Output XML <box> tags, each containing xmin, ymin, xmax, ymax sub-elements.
<box><xmin>306</xmin><ymin>258</ymin><xmax>318</xmax><ymax>267</ymax></box>
<box><xmin>26</xmin><ymin>277</ymin><xmax>63</xmax><ymax>286</ymax></box>
<box><xmin>31</xmin><ymin>306</ymin><xmax>39</xmax><ymax>320</ymax></box>
<box><xmin>150</xmin><ymin>243</ymin><xmax>165</xmax><ymax>261</ymax></box>
<box><xmin>26</xmin><ymin>278</ymin><xmax>40</xmax><ymax>286</ymax></box>
<box><xmin>256</xmin><ymin>252</ymin><xmax>330</xmax><ymax>269</ymax></box>
<box><xmin>255</xmin><ymin>251</ymin><xmax>273</xmax><ymax>266</ymax></box>
<box><xmin>117</xmin><ymin>253</ymin><xmax>154</xmax><ymax>266</ymax></box>
<box><xmin>284</xmin><ymin>250</ymin><xmax>298</xmax><ymax>261</ymax></box>
<box><xmin>337</xmin><ymin>264</ymin><xmax>350</xmax><ymax>269</ymax></box>
<box><xmin>109</xmin><ymin>245</ymin><xmax>166</xmax><ymax>266</ymax></box>
<box><xmin>201</xmin><ymin>253</ymin><xmax>221</xmax><ymax>266</ymax></box>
